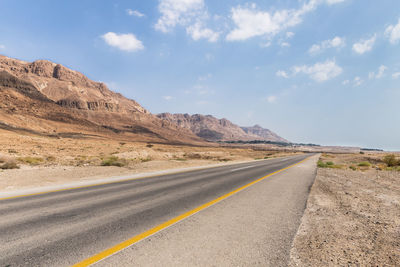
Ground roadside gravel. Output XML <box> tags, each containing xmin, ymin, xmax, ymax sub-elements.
<box><xmin>289</xmin><ymin>168</ymin><xmax>400</xmax><ymax>266</ymax></box>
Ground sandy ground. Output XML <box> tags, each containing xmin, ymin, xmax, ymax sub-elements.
<box><xmin>289</xmin><ymin>155</ymin><xmax>400</xmax><ymax>266</ymax></box>
<box><xmin>0</xmin><ymin>130</ymin><xmax>300</xmax><ymax>191</ymax></box>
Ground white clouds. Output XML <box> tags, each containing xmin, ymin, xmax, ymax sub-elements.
<box><xmin>286</xmin><ymin>32</ymin><xmax>295</xmax><ymax>38</ymax></box>
<box><xmin>163</xmin><ymin>96</ymin><xmax>175</xmax><ymax>101</ymax></box>
<box><xmin>276</xmin><ymin>70</ymin><xmax>289</xmax><ymax>78</ymax></box>
<box><xmin>155</xmin><ymin>0</ymin><xmax>218</xmax><ymax>42</ymax></box>
<box><xmin>352</xmin><ymin>35</ymin><xmax>376</xmax><ymax>54</ymax></box>
<box><xmin>126</xmin><ymin>9</ymin><xmax>145</xmax><ymax>17</ymax></box>
<box><xmin>385</xmin><ymin>18</ymin><xmax>400</xmax><ymax>44</ymax></box>
<box><xmin>309</xmin><ymin>36</ymin><xmax>345</xmax><ymax>54</ymax></box>
<box><xmin>266</xmin><ymin>95</ymin><xmax>277</xmax><ymax>103</ymax></box>
<box><xmin>153</xmin><ymin>0</ymin><xmax>347</xmax><ymax>43</ymax></box>
<box><xmin>293</xmin><ymin>60</ymin><xmax>342</xmax><ymax>82</ymax></box>
<box><xmin>369</xmin><ymin>65</ymin><xmax>387</xmax><ymax>79</ymax></box>
<box><xmin>155</xmin><ymin>0</ymin><xmax>204</xmax><ymax>33</ymax></box>
<box><xmin>101</xmin><ymin>32</ymin><xmax>144</xmax><ymax>52</ymax></box>
<box><xmin>392</xmin><ymin>72</ymin><xmax>400</xmax><ymax>79</ymax></box>
<box><xmin>226</xmin><ymin>0</ymin><xmax>345</xmax><ymax>42</ymax></box>
<box><xmin>0</xmin><ymin>44</ymin><xmax>5</xmax><ymax>50</ymax></box>
<box><xmin>226</xmin><ymin>5</ymin><xmax>304</xmax><ymax>41</ymax></box>
<box><xmin>326</xmin><ymin>0</ymin><xmax>346</xmax><ymax>4</ymax></box>
<box><xmin>280</xmin><ymin>42</ymin><xmax>290</xmax><ymax>47</ymax></box>
<box><xmin>353</xmin><ymin>76</ymin><xmax>363</xmax><ymax>87</ymax></box>
<box><xmin>342</xmin><ymin>80</ymin><xmax>349</xmax><ymax>85</ymax></box>
<box><xmin>186</xmin><ymin>22</ymin><xmax>220</xmax><ymax>42</ymax></box>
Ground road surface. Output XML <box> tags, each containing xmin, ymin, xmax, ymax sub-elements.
<box><xmin>0</xmin><ymin>154</ymin><xmax>315</xmax><ymax>266</ymax></box>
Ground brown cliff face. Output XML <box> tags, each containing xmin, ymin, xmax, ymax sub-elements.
<box><xmin>0</xmin><ymin>55</ymin><xmax>203</xmax><ymax>144</ymax></box>
<box><xmin>157</xmin><ymin>113</ymin><xmax>288</xmax><ymax>142</ymax></box>
<box><xmin>0</xmin><ymin>56</ymin><xmax>147</xmax><ymax>113</ymax></box>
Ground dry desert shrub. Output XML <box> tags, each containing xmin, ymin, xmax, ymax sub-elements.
<box><xmin>17</xmin><ymin>157</ymin><xmax>44</xmax><ymax>165</ymax></box>
<box><xmin>184</xmin><ymin>153</ymin><xmax>202</xmax><ymax>159</ymax></box>
<box><xmin>101</xmin><ymin>156</ymin><xmax>126</xmax><ymax>167</ymax></box>
<box><xmin>0</xmin><ymin>154</ymin><xmax>20</xmax><ymax>169</ymax></box>
<box><xmin>317</xmin><ymin>160</ymin><xmax>342</xmax><ymax>169</ymax></box>
<box><xmin>358</xmin><ymin>161</ymin><xmax>371</xmax><ymax>167</ymax></box>
<box><xmin>140</xmin><ymin>157</ymin><xmax>152</xmax><ymax>163</ymax></box>
<box><xmin>46</xmin><ymin>155</ymin><xmax>56</xmax><ymax>162</ymax></box>
<box><xmin>383</xmin><ymin>154</ymin><xmax>399</xmax><ymax>167</ymax></box>
<box><xmin>0</xmin><ymin>161</ymin><xmax>19</xmax><ymax>169</ymax></box>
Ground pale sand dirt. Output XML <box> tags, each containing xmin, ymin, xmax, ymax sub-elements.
<box><xmin>289</xmin><ymin>165</ymin><xmax>400</xmax><ymax>266</ymax></box>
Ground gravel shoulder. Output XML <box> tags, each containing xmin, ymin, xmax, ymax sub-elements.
<box><xmin>289</xmin><ymin>167</ymin><xmax>400</xmax><ymax>266</ymax></box>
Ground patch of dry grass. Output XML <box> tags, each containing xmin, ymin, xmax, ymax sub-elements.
<box><xmin>319</xmin><ymin>152</ymin><xmax>400</xmax><ymax>172</ymax></box>
<box><xmin>17</xmin><ymin>157</ymin><xmax>44</xmax><ymax>165</ymax></box>
<box><xmin>101</xmin><ymin>156</ymin><xmax>127</xmax><ymax>167</ymax></box>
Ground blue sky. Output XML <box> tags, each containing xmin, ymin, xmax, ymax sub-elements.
<box><xmin>0</xmin><ymin>0</ymin><xmax>399</xmax><ymax>150</ymax></box>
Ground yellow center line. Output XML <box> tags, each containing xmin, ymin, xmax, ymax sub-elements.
<box><xmin>73</xmin><ymin>156</ymin><xmax>310</xmax><ymax>267</ymax></box>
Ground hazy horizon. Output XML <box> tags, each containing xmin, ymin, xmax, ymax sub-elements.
<box><xmin>0</xmin><ymin>0</ymin><xmax>399</xmax><ymax>150</ymax></box>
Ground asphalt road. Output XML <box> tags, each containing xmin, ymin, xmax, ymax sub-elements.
<box><xmin>0</xmin><ymin>154</ymin><xmax>312</xmax><ymax>266</ymax></box>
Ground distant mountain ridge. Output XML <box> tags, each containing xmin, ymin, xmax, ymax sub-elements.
<box><xmin>157</xmin><ymin>113</ymin><xmax>288</xmax><ymax>143</ymax></box>
<box><xmin>0</xmin><ymin>55</ymin><xmax>203</xmax><ymax>144</ymax></box>
<box><xmin>241</xmin><ymin>125</ymin><xmax>289</xmax><ymax>143</ymax></box>
<box><xmin>0</xmin><ymin>54</ymin><xmax>287</xmax><ymax>145</ymax></box>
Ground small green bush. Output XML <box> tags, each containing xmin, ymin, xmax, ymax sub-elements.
<box><xmin>360</xmin><ymin>151</ymin><xmax>365</xmax><ymax>154</ymax></box>
<box><xmin>326</xmin><ymin>161</ymin><xmax>334</xmax><ymax>166</ymax></box>
<box><xmin>101</xmin><ymin>156</ymin><xmax>125</xmax><ymax>167</ymax></box>
<box><xmin>383</xmin><ymin>154</ymin><xmax>398</xmax><ymax>167</ymax></box>
<box><xmin>358</xmin><ymin>161</ymin><xmax>371</xmax><ymax>167</ymax></box>
<box><xmin>317</xmin><ymin>160</ymin><xmax>327</xmax><ymax>168</ymax></box>
<box><xmin>349</xmin><ymin>165</ymin><xmax>357</xmax><ymax>171</ymax></box>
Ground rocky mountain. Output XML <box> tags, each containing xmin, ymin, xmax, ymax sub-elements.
<box><xmin>157</xmin><ymin>113</ymin><xmax>288</xmax><ymax>143</ymax></box>
<box><xmin>0</xmin><ymin>55</ymin><xmax>203</xmax><ymax>144</ymax></box>
<box><xmin>241</xmin><ymin>125</ymin><xmax>288</xmax><ymax>143</ymax></box>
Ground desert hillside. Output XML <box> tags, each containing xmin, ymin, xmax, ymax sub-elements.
<box><xmin>241</xmin><ymin>125</ymin><xmax>288</xmax><ymax>143</ymax></box>
<box><xmin>0</xmin><ymin>55</ymin><xmax>288</xmax><ymax>146</ymax></box>
<box><xmin>0</xmin><ymin>55</ymin><xmax>204</xmax><ymax>144</ymax></box>
<box><xmin>157</xmin><ymin>113</ymin><xmax>288</xmax><ymax>142</ymax></box>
